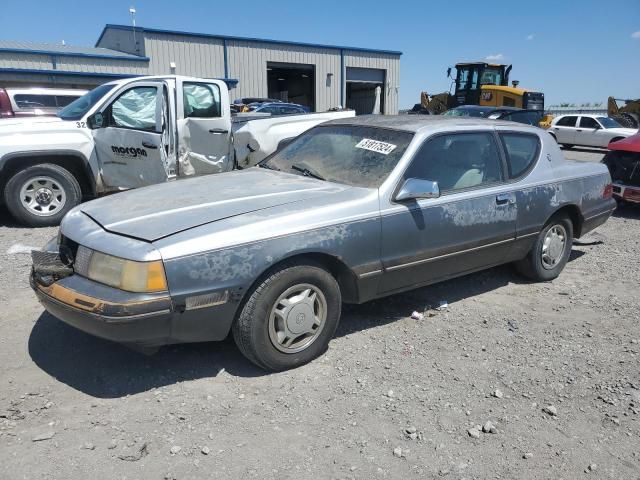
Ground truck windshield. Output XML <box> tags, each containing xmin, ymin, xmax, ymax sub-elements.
<box><xmin>261</xmin><ymin>125</ymin><xmax>414</xmax><ymax>188</ymax></box>
<box><xmin>57</xmin><ymin>84</ymin><xmax>115</xmax><ymax>120</ymax></box>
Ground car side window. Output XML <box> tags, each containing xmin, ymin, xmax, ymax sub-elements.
<box><xmin>579</xmin><ymin>117</ymin><xmax>599</xmax><ymax>129</ymax></box>
<box><xmin>499</xmin><ymin>133</ymin><xmax>540</xmax><ymax>179</ymax></box>
<box><xmin>503</xmin><ymin>111</ymin><xmax>542</xmax><ymax>126</ymax></box>
<box><xmin>183</xmin><ymin>82</ymin><xmax>221</xmax><ymax>118</ymax></box>
<box><xmin>556</xmin><ymin>116</ymin><xmax>577</xmax><ymax>127</ymax></box>
<box><xmin>404</xmin><ymin>132</ymin><xmax>503</xmax><ymax>192</ymax></box>
<box><xmin>13</xmin><ymin>94</ymin><xmax>57</xmax><ymax>109</ymax></box>
<box><xmin>108</xmin><ymin>86</ymin><xmax>158</xmax><ymax>131</ymax></box>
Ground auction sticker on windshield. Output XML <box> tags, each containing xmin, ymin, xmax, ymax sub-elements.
<box><xmin>355</xmin><ymin>138</ymin><xmax>397</xmax><ymax>155</ymax></box>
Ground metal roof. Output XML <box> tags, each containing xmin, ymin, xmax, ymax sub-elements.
<box><xmin>0</xmin><ymin>40</ymin><xmax>149</xmax><ymax>61</ymax></box>
<box><xmin>97</xmin><ymin>24</ymin><xmax>403</xmax><ymax>56</ymax></box>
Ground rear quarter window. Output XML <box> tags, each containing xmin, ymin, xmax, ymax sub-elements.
<box><xmin>499</xmin><ymin>133</ymin><xmax>540</xmax><ymax>179</ymax></box>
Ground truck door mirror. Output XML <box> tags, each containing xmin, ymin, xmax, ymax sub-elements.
<box><xmin>446</xmin><ymin>67</ymin><xmax>452</xmax><ymax>78</ymax></box>
<box><xmin>88</xmin><ymin>112</ymin><xmax>104</xmax><ymax>129</ymax></box>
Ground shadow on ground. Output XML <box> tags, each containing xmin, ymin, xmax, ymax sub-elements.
<box><xmin>28</xmin><ymin>250</ymin><xmax>587</xmax><ymax>399</ymax></box>
<box><xmin>561</xmin><ymin>146</ymin><xmax>606</xmax><ymax>155</ymax></box>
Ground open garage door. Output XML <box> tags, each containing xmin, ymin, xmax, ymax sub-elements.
<box><xmin>346</xmin><ymin>67</ymin><xmax>385</xmax><ymax>115</ymax></box>
<box><xmin>267</xmin><ymin>62</ymin><xmax>315</xmax><ymax>111</ymax></box>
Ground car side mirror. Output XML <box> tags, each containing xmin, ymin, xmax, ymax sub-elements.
<box><xmin>395</xmin><ymin>178</ymin><xmax>440</xmax><ymax>202</ymax></box>
<box><xmin>593</xmin><ymin>125</ymin><xmax>601</xmax><ymax>130</ymax></box>
<box><xmin>87</xmin><ymin>112</ymin><xmax>104</xmax><ymax>129</ymax></box>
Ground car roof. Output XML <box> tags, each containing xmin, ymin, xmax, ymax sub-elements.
<box><xmin>451</xmin><ymin>105</ymin><xmax>497</xmax><ymax>111</ymax></box>
<box><xmin>6</xmin><ymin>87</ymin><xmax>88</xmax><ymax>95</ymax></box>
<box><xmin>324</xmin><ymin>114</ymin><xmax>527</xmax><ymax>133</ymax></box>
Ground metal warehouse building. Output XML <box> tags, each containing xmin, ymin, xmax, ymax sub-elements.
<box><xmin>0</xmin><ymin>24</ymin><xmax>402</xmax><ymax>114</ymax></box>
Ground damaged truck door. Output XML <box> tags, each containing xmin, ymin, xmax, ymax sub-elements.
<box><xmin>90</xmin><ymin>81</ymin><xmax>175</xmax><ymax>189</ymax></box>
<box><xmin>176</xmin><ymin>79</ymin><xmax>233</xmax><ymax>176</ymax></box>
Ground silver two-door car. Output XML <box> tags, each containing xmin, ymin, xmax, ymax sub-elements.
<box><xmin>31</xmin><ymin>116</ymin><xmax>616</xmax><ymax>371</ymax></box>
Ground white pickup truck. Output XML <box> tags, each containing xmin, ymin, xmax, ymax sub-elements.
<box><xmin>0</xmin><ymin>75</ymin><xmax>354</xmax><ymax>226</ymax></box>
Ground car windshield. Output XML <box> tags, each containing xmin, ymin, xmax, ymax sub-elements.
<box><xmin>261</xmin><ymin>125</ymin><xmax>414</xmax><ymax>188</ymax></box>
<box><xmin>597</xmin><ymin>117</ymin><xmax>622</xmax><ymax>129</ymax></box>
<box><xmin>444</xmin><ymin>108</ymin><xmax>490</xmax><ymax>117</ymax></box>
<box><xmin>57</xmin><ymin>84</ymin><xmax>115</xmax><ymax>120</ymax></box>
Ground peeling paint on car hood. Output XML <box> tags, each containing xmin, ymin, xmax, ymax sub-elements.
<box><xmin>79</xmin><ymin>168</ymin><xmax>350</xmax><ymax>242</ymax></box>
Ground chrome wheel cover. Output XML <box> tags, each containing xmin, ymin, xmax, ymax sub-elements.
<box><xmin>19</xmin><ymin>176</ymin><xmax>66</xmax><ymax>217</ymax></box>
<box><xmin>541</xmin><ymin>225</ymin><xmax>567</xmax><ymax>270</ymax></box>
<box><xmin>268</xmin><ymin>283</ymin><xmax>327</xmax><ymax>354</ymax></box>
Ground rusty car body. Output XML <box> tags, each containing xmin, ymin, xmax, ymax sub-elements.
<box><xmin>31</xmin><ymin>115</ymin><xmax>616</xmax><ymax>371</ymax></box>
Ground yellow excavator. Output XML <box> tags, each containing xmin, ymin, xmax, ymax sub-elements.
<box><xmin>608</xmin><ymin>97</ymin><xmax>640</xmax><ymax>129</ymax></box>
<box><xmin>415</xmin><ymin>62</ymin><xmax>545</xmax><ymax>115</ymax></box>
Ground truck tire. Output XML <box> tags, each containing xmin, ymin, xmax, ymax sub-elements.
<box><xmin>232</xmin><ymin>261</ymin><xmax>341</xmax><ymax>371</ymax></box>
<box><xmin>515</xmin><ymin>213</ymin><xmax>573</xmax><ymax>282</ymax></box>
<box><xmin>4</xmin><ymin>163</ymin><xmax>82</xmax><ymax>227</ymax></box>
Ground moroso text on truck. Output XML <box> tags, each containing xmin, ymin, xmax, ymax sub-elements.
<box><xmin>0</xmin><ymin>75</ymin><xmax>353</xmax><ymax>227</ymax></box>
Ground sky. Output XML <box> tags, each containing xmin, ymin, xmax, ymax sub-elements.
<box><xmin>1</xmin><ymin>0</ymin><xmax>639</xmax><ymax>108</ymax></box>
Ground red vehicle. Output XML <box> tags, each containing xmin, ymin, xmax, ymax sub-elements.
<box><xmin>602</xmin><ymin>134</ymin><xmax>640</xmax><ymax>205</ymax></box>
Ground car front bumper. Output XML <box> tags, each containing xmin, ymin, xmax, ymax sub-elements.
<box><xmin>31</xmin><ymin>271</ymin><xmax>174</xmax><ymax>346</ymax></box>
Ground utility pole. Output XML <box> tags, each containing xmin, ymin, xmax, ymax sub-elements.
<box><xmin>129</xmin><ymin>7</ymin><xmax>138</xmax><ymax>54</ymax></box>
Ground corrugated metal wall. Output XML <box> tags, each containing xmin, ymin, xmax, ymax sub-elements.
<box><xmin>0</xmin><ymin>52</ymin><xmax>52</xmax><ymax>70</ymax></box>
<box><xmin>143</xmin><ymin>32</ymin><xmax>226</xmax><ymax>78</ymax></box>
<box><xmin>133</xmin><ymin>30</ymin><xmax>399</xmax><ymax>113</ymax></box>
<box><xmin>344</xmin><ymin>51</ymin><xmax>399</xmax><ymax>114</ymax></box>
<box><xmin>226</xmin><ymin>40</ymin><xmax>342</xmax><ymax>111</ymax></box>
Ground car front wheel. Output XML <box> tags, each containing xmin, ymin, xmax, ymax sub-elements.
<box><xmin>515</xmin><ymin>213</ymin><xmax>573</xmax><ymax>281</ymax></box>
<box><xmin>232</xmin><ymin>261</ymin><xmax>341</xmax><ymax>371</ymax></box>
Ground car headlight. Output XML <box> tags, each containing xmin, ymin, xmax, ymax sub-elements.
<box><xmin>75</xmin><ymin>246</ymin><xmax>167</xmax><ymax>293</ymax></box>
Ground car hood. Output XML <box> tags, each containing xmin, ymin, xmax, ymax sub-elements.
<box><xmin>79</xmin><ymin>169</ymin><xmax>353</xmax><ymax>242</ymax></box>
<box><xmin>607</xmin><ymin>128</ymin><xmax>638</xmax><ymax>136</ymax></box>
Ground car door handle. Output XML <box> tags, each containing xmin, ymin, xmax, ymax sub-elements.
<box><xmin>141</xmin><ymin>141</ymin><xmax>158</xmax><ymax>149</ymax></box>
<box><xmin>496</xmin><ymin>193</ymin><xmax>513</xmax><ymax>206</ymax></box>
<box><xmin>576</xmin><ymin>129</ymin><xmax>582</xmax><ymax>132</ymax></box>
<box><xmin>209</xmin><ymin>128</ymin><xmax>229</xmax><ymax>134</ymax></box>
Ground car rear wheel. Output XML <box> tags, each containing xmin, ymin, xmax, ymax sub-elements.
<box><xmin>515</xmin><ymin>213</ymin><xmax>573</xmax><ymax>281</ymax></box>
<box><xmin>232</xmin><ymin>261</ymin><xmax>341</xmax><ymax>371</ymax></box>
<box><xmin>4</xmin><ymin>163</ymin><xmax>82</xmax><ymax>227</ymax></box>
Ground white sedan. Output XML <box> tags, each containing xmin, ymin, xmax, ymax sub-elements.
<box><xmin>549</xmin><ymin>114</ymin><xmax>637</xmax><ymax>148</ymax></box>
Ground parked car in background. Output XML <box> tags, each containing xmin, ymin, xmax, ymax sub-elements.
<box><xmin>0</xmin><ymin>87</ymin><xmax>87</xmax><ymax>118</ymax></box>
<box><xmin>602</xmin><ymin>133</ymin><xmax>640</xmax><ymax>205</ymax></box>
<box><xmin>548</xmin><ymin>114</ymin><xmax>637</xmax><ymax>149</ymax></box>
<box><xmin>247</xmin><ymin>102</ymin><xmax>311</xmax><ymax>115</ymax></box>
<box><xmin>31</xmin><ymin>116</ymin><xmax>615</xmax><ymax>371</ymax></box>
<box><xmin>443</xmin><ymin>105</ymin><xmax>543</xmax><ymax>126</ymax></box>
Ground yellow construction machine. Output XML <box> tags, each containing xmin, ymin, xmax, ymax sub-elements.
<box><xmin>608</xmin><ymin>97</ymin><xmax>640</xmax><ymax>129</ymax></box>
<box><xmin>416</xmin><ymin>62</ymin><xmax>544</xmax><ymax>114</ymax></box>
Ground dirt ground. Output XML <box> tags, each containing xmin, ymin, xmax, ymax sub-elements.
<box><xmin>1</xmin><ymin>148</ymin><xmax>639</xmax><ymax>480</ymax></box>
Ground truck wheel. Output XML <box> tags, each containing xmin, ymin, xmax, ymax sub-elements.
<box><xmin>515</xmin><ymin>213</ymin><xmax>573</xmax><ymax>282</ymax></box>
<box><xmin>232</xmin><ymin>262</ymin><xmax>341</xmax><ymax>371</ymax></box>
<box><xmin>4</xmin><ymin>164</ymin><xmax>82</xmax><ymax>227</ymax></box>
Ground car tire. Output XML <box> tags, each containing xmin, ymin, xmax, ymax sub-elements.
<box><xmin>515</xmin><ymin>213</ymin><xmax>573</xmax><ymax>282</ymax></box>
<box><xmin>232</xmin><ymin>261</ymin><xmax>342</xmax><ymax>371</ymax></box>
<box><xmin>4</xmin><ymin>163</ymin><xmax>82</xmax><ymax>227</ymax></box>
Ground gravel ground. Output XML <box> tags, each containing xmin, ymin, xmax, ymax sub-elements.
<box><xmin>1</xmin><ymin>148</ymin><xmax>639</xmax><ymax>479</ymax></box>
